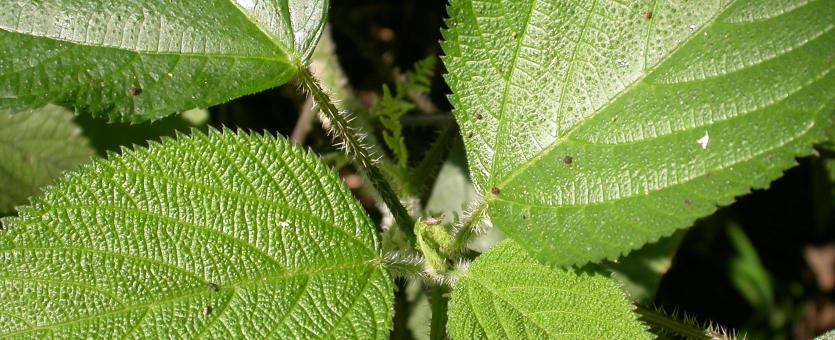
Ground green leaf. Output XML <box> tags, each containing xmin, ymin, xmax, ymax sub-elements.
<box><xmin>373</xmin><ymin>85</ymin><xmax>412</xmax><ymax>169</ymax></box>
<box><xmin>0</xmin><ymin>1</ymin><xmax>328</xmax><ymax>122</ymax></box>
<box><xmin>727</xmin><ymin>223</ymin><xmax>773</xmax><ymax>310</ymax></box>
<box><xmin>0</xmin><ymin>130</ymin><xmax>393</xmax><ymax>338</ymax></box>
<box><xmin>447</xmin><ymin>240</ymin><xmax>651</xmax><ymax>340</ymax></box>
<box><xmin>816</xmin><ymin>329</ymin><xmax>835</xmax><ymax>340</ymax></box>
<box><xmin>443</xmin><ymin>0</ymin><xmax>835</xmax><ymax>266</ymax></box>
<box><xmin>403</xmin><ymin>56</ymin><xmax>437</xmax><ymax>95</ymax></box>
<box><xmin>0</xmin><ymin>104</ymin><xmax>94</xmax><ymax>214</ymax></box>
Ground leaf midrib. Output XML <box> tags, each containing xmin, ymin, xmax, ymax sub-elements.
<box><xmin>0</xmin><ymin>28</ymin><xmax>291</xmax><ymax>64</ymax></box>
<box><xmin>88</xmin><ymin>161</ymin><xmax>377</xmax><ymax>255</ymax></box>
<box><xmin>485</xmin><ymin>0</ymin><xmax>734</xmax><ymax>194</ymax></box>
<box><xmin>491</xmin><ymin>106</ymin><xmax>821</xmax><ymax>208</ymax></box>
<box><xmin>0</xmin><ymin>262</ymin><xmax>376</xmax><ymax>338</ymax></box>
<box><xmin>486</xmin><ymin>0</ymin><xmax>536</xmax><ymax>191</ymax></box>
<box><xmin>468</xmin><ymin>278</ymin><xmax>598</xmax><ymax>339</ymax></box>
<box><xmin>223</xmin><ymin>0</ymin><xmax>297</xmax><ymax>63</ymax></box>
<box><xmin>1</xmin><ymin>0</ymin><xmax>301</xmax><ymax>65</ymax></box>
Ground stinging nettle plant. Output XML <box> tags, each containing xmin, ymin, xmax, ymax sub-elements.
<box><xmin>0</xmin><ymin>0</ymin><xmax>833</xmax><ymax>339</ymax></box>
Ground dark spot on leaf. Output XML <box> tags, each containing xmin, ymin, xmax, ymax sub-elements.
<box><xmin>129</xmin><ymin>87</ymin><xmax>142</xmax><ymax>96</ymax></box>
<box><xmin>491</xmin><ymin>186</ymin><xmax>500</xmax><ymax>195</ymax></box>
<box><xmin>563</xmin><ymin>156</ymin><xmax>573</xmax><ymax>165</ymax></box>
<box><xmin>644</xmin><ymin>11</ymin><xmax>653</xmax><ymax>20</ymax></box>
<box><xmin>521</xmin><ymin>213</ymin><xmax>528</xmax><ymax>220</ymax></box>
<box><xmin>475</xmin><ymin>113</ymin><xmax>483</xmax><ymax>120</ymax></box>
<box><xmin>202</xmin><ymin>305</ymin><xmax>212</xmax><ymax>316</ymax></box>
<box><xmin>684</xmin><ymin>199</ymin><xmax>692</xmax><ymax>206</ymax></box>
<box><xmin>207</xmin><ymin>282</ymin><xmax>219</xmax><ymax>292</ymax></box>
<box><xmin>467</xmin><ymin>132</ymin><xmax>473</xmax><ymax>138</ymax></box>
<box><xmin>511</xmin><ymin>31</ymin><xmax>517</xmax><ymax>39</ymax></box>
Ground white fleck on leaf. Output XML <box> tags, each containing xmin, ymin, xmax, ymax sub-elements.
<box><xmin>697</xmin><ymin>131</ymin><xmax>710</xmax><ymax>149</ymax></box>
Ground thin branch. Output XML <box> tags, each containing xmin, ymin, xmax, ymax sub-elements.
<box><xmin>635</xmin><ymin>305</ymin><xmax>716</xmax><ymax>340</ymax></box>
<box><xmin>291</xmin><ymin>96</ymin><xmax>315</xmax><ymax>144</ymax></box>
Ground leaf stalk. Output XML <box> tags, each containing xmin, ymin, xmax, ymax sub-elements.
<box><xmin>635</xmin><ymin>305</ymin><xmax>717</xmax><ymax>340</ymax></box>
<box><xmin>297</xmin><ymin>65</ymin><xmax>416</xmax><ymax>243</ymax></box>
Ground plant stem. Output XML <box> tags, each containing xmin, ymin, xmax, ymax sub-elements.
<box><xmin>451</xmin><ymin>201</ymin><xmax>488</xmax><ymax>254</ymax></box>
<box><xmin>297</xmin><ymin>66</ymin><xmax>416</xmax><ymax>244</ymax></box>
<box><xmin>634</xmin><ymin>305</ymin><xmax>711</xmax><ymax>340</ymax></box>
<box><xmin>429</xmin><ymin>285</ymin><xmax>450</xmax><ymax>340</ymax></box>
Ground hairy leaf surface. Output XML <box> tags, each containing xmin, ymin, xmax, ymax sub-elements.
<box><xmin>0</xmin><ymin>104</ymin><xmax>93</xmax><ymax>213</ymax></box>
<box><xmin>0</xmin><ymin>130</ymin><xmax>392</xmax><ymax>338</ymax></box>
<box><xmin>447</xmin><ymin>240</ymin><xmax>650</xmax><ymax>339</ymax></box>
<box><xmin>443</xmin><ymin>0</ymin><xmax>835</xmax><ymax>266</ymax></box>
<box><xmin>0</xmin><ymin>1</ymin><xmax>327</xmax><ymax>122</ymax></box>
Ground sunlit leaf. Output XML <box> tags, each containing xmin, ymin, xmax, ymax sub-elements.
<box><xmin>0</xmin><ymin>130</ymin><xmax>393</xmax><ymax>338</ymax></box>
<box><xmin>443</xmin><ymin>0</ymin><xmax>835</xmax><ymax>266</ymax></box>
<box><xmin>0</xmin><ymin>1</ymin><xmax>328</xmax><ymax>122</ymax></box>
<box><xmin>447</xmin><ymin>240</ymin><xmax>651</xmax><ymax>339</ymax></box>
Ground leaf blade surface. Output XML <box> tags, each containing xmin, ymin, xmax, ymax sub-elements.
<box><xmin>0</xmin><ymin>104</ymin><xmax>94</xmax><ymax>214</ymax></box>
<box><xmin>0</xmin><ymin>1</ymin><xmax>327</xmax><ymax>122</ymax></box>
<box><xmin>447</xmin><ymin>240</ymin><xmax>650</xmax><ymax>339</ymax></box>
<box><xmin>0</xmin><ymin>130</ymin><xmax>392</xmax><ymax>339</ymax></box>
<box><xmin>443</xmin><ymin>0</ymin><xmax>835</xmax><ymax>265</ymax></box>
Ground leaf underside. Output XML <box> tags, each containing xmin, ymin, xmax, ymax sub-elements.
<box><xmin>0</xmin><ymin>130</ymin><xmax>392</xmax><ymax>338</ymax></box>
<box><xmin>0</xmin><ymin>1</ymin><xmax>327</xmax><ymax>122</ymax></box>
<box><xmin>447</xmin><ymin>240</ymin><xmax>651</xmax><ymax>340</ymax></box>
<box><xmin>0</xmin><ymin>104</ymin><xmax>94</xmax><ymax>213</ymax></box>
<box><xmin>442</xmin><ymin>0</ymin><xmax>835</xmax><ymax>266</ymax></box>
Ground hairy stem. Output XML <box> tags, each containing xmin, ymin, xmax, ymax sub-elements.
<box><xmin>635</xmin><ymin>305</ymin><xmax>712</xmax><ymax>340</ymax></box>
<box><xmin>451</xmin><ymin>201</ymin><xmax>488</xmax><ymax>253</ymax></box>
<box><xmin>429</xmin><ymin>285</ymin><xmax>450</xmax><ymax>340</ymax></box>
<box><xmin>297</xmin><ymin>66</ymin><xmax>416</xmax><ymax>243</ymax></box>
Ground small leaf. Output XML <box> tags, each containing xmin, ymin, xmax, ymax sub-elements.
<box><xmin>727</xmin><ymin>223</ymin><xmax>773</xmax><ymax>310</ymax></box>
<box><xmin>0</xmin><ymin>104</ymin><xmax>94</xmax><ymax>214</ymax></box>
<box><xmin>0</xmin><ymin>130</ymin><xmax>392</xmax><ymax>338</ymax></box>
<box><xmin>443</xmin><ymin>0</ymin><xmax>835</xmax><ymax>266</ymax></box>
<box><xmin>447</xmin><ymin>240</ymin><xmax>651</xmax><ymax>340</ymax></box>
<box><xmin>0</xmin><ymin>1</ymin><xmax>328</xmax><ymax>122</ymax></box>
<box><xmin>403</xmin><ymin>56</ymin><xmax>437</xmax><ymax>95</ymax></box>
<box><xmin>373</xmin><ymin>85</ymin><xmax>412</xmax><ymax>169</ymax></box>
